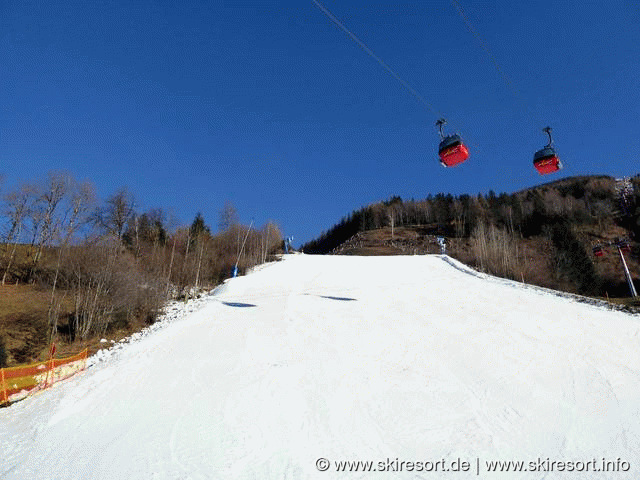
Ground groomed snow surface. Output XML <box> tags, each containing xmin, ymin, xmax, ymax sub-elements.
<box><xmin>1</xmin><ymin>254</ymin><xmax>640</xmax><ymax>479</ymax></box>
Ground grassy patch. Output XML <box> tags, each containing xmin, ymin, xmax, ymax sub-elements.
<box><xmin>0</xmin><ymin>284</ymin><xmax>72</xmax><ymax>366</ymax></box>
<box><xmin>0</xmin><ymin>280</ymin><xmax>165</xmax><ymax>367</ymax></box>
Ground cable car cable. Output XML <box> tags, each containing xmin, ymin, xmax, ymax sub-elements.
<box><xmin>449</xmin><ymin>0</ymin><xmax>545</xmax><ymax>128</ymax></box>
<box><xmin>312</xmin><ymin>0</ymin><xmax>476</xmax><ymax>167</ymax></box>
<box><xmin>311</xmin><ymin>0</ymin><xmax>441</xmax><ymax>118</ymax></box>
<box><xmin>450</xmin><ymin>0</ymin><xmax>565</xmax><ymax>176</ymax></box>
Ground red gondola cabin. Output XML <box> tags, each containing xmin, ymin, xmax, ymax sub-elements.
<box><xmin>533</xmin><ymin>126</ymin><xmax>562</xmax><ymax>175</ymax></box>
<box><xmin>533</xmin><ymin>147</ymin><xmax>562</xmax><ymax>175</ymax></box>
<box><xmin>436</xmin><ymin>119</ymin><xmax>469</xmax><ymax>167</ymax></box>
<box><xmin>439</xmin><ymin>134</ymin><xmax>469</xmax><ymax>167</ymax></box>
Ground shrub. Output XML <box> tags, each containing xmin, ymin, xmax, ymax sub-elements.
<box><xmin>547</xmin><ymin>221</ymin><xmax>602</xmax><ymax>295</ymax></box>
<box><xmin>470</xmin><ymin>221</ymin><xmax>522</xmax><ymax>279</ymax></box>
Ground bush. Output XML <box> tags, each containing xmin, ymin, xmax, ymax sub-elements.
<box><xmin>470</xmin><ymin>221</ymin><xmax>522</xmax><ymax>279</ymax></box>
<box><xmin>547</xmin><ymin>221</ymin><xmax>602</xmax><ymax>295</ymax></box>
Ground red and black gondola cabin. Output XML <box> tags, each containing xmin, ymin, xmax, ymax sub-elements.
<box><xmin>533</xmin><ymin>127</ymin><xmax>562</xmax><ymax>175</ymax></box>
<box><xmin>438</xmin><ymin>133</ymin><xmax>469</xmax><ymax>167</ymax></box>
<box><xmin>592</xmin><ymin>245</ymin><xmax>604</xmax><ymax>257</ymax></box>
<box><xmin>533</xmin><ymin>146</ymin><xmax>562</xmax><ymax>175</ymax></box>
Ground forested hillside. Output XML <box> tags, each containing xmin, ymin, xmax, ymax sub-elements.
<box><xmin>303</xmin><ymin>175</ymin><xmax>640</xmax><ymax>299</ymax></box>
<box><xmin>0</xmin><ymin>172</ymin><xmax>282</xmax><ymax>367</ymax></box>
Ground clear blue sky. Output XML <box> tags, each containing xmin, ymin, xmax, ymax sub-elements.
<box><xmin>2</xmin><ymin>0</ymin><xmax>639</xmax><ymax>245</ymax></box>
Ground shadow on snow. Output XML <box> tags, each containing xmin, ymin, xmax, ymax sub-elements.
<box><xmin>310</xmin><ymin>294</ymin><xmax>357</xmax><ymax>302</ymax></box>
<box><xmin>221</xmin><ymin>301</ymin><xmax>257</xmax><ymax>308</ymax></box>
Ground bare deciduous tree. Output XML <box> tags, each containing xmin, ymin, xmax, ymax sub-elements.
<box><xmin>48</xmin><ymin>179</ymin><xmax>96</xmax><ymax>338</ymax></box>
<box><xmin>218</xmin><ymin>201</ymin><xmax>239</xmax><ymax>232</ymax></box>
<box><xmin>2</xmin><ymin>184</ymin><xmax>36</xmax><ymax>285</ymax></box>
<box><xmin>471</xmin><ymin>220</ymin><xmax>522</xmax><ymax>279</ymax></box>
<box><xmin>93</xmin><ymin>187</ymin><xmax>135</xmax><ymax>242</ymax></box>
<box><xmin>29</xmin><ymin>172</ymin><xmax>71</xmax><ymax>279</ymax></box>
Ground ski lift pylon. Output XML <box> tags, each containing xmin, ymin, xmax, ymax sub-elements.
<box><xmin>618</xmin><ymin>240</ymin><xmax>631</xmax><ymax>253</ymax></box>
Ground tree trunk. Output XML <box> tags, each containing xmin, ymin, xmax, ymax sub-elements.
<box><xmin>2</xmin><ymin>224</ymin><xmax>21</xmax><ymax>285</ymax></box>
<box><xmin>166</xmin><ymin>237</ymin><xmax>176</xmax><ymax>298</ymax></box>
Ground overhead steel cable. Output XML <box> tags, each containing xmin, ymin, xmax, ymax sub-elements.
<box><xmin>311</xmin><ymin>0</ymin><xmax>441</xmax><ymax>119</ymax></box>
<box><xmin>450</xmin><ymin>0</ymin><xmax>569</xmax><ymax>180</ymax></box>
<box><xmin>449</xmin><ymin>0</ymin><xmax>546</xmax><ymax>129</ymax></box>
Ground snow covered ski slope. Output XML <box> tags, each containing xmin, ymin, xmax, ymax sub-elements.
<box><xmin>1</xmin><ymin>254</ymin><xmax>639</xmax><ymax>479</ymax></box>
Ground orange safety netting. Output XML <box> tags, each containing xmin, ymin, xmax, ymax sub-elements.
<box><xmin>1</xmin><ymin>348</ymin><xmax>88</xmax><ymax>405</ymax></box>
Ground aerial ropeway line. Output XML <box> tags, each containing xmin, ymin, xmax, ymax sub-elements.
<box><xmin>311</xmin><ymin>0</ymin><xmax>563</xmax><ymax>175</ymax></box>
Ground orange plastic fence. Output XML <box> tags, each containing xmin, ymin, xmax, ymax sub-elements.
<box><xmin>1</xmin><ymin>348</ymin><xmax>88</xmax><ymax>405</ymax></box>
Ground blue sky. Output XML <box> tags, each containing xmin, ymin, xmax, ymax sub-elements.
<box><xmin>2</xmin><ymin>1</ymin><xmax>639</xmax><ymax>245</ymax></box>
